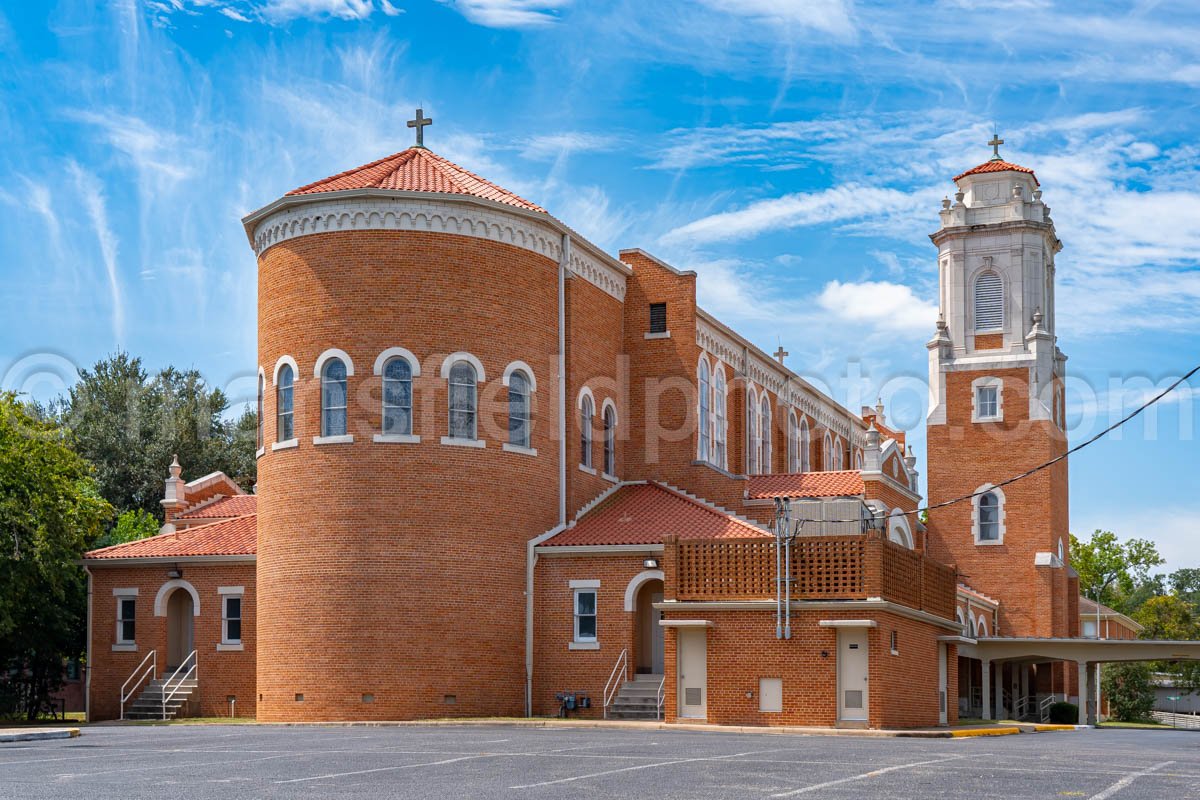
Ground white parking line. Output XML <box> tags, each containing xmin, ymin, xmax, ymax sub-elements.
<box><xmin>274</xmin><ymin>754</ymin><xmax>488</xmax><ymax>784</ymax></box>
<box><xmin>509</xmin><ymin>749</ymin><xmax>776</xmax><ymax>789</ymax></box>
<box><xmin>770</xmin><ymin>753</ymin><xmax>979</xmax><ymax>797</ymax></box>
<box><xmin>1088</xmin><ymin>761</ymin><xmax>1174</xmax><ymax>800</ymax></box>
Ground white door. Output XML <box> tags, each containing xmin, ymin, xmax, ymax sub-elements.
<box><xmin>677</xmin><ymin>628</ymin><xmax>707</xmax><ymax>719</ymax></box>
<box><xmin>837</xmin><ymin>628</ymin><xmax>869</xmax><ymax>722</ymax></box>
<box><xmin>938</xmin><ymin>643</ymin><xmax>948</xmax><ymax>725</ymax></box>
<box><xmin>650</xmin><ymin>592</ymin><xmax>664</xmax><ymax>674</ymax></box>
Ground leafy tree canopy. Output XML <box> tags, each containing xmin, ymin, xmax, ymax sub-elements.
<box><xmin>1070</xmin><ymin>529</ymin><xmax>1164</xmax><ymax>614</ymax></box>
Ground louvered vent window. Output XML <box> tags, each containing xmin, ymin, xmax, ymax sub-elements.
<box><xmin>974</xmin><ymin>271</ymin><xmax>1004</xmax><ymax>331</ymax></box>
<box><xmin>649</xmin><ymin>302</ymin><xmax>667</xmax><ymax>334</ymax></box>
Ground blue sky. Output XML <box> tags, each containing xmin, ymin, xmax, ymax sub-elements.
<box><xmin>0</xmin><ymin>0</ymin><xmax>1197</xmax><ymax>569</ymax></box>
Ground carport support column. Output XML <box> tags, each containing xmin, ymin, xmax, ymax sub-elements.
<box><xmin>994</xmin><ymin>661</ymin><xmax>1004</xmax><ymax>720</ymax></box>
<box><xmin>1076</xmin><ymin>660</ymin><xmax>1092</xmax><ymax>725</ymax></box>
<box><xmin>981</xmin><ymin>659</ymin><xmax>992</xmax><ymax>720</ymax></box>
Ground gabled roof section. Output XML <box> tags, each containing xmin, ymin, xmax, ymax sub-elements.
<box><xmin>953</xmin><ymin>159</ymin><xmax>1039</xmax><ymax>186</ymax></box>
<box><xmin>1079</xmin><ymin>596</ymin><xmax>1144</xmax><ymax>631</ymax></box>
<box><xmin>542</xmin><ymin>482</ymin><xmax>768</xmax><ymax>547</ymax></box>
<box><xmin>285</xmin><ymin>147</ymin><xmax>546</xmax><ymax>213</ymax></box>
<box><xmin>746</xmin><ymin>471</ymin><xmax>865</xmax><ymax>500</ymax></box>
<box><xmin>85</xmin><ymin>515</ymin><xmax>257</xmax><ymax>561</ymax></box>
<box><xmin>175</xmin><ymin>494</ymin><xmax>257</xmax><ymax>520</ymax></box>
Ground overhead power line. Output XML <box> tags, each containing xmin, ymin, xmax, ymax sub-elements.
<box><xmin>778</xmin><ymin>364</ymin><xmax>1200</xmax><ymax>526</ymax></box>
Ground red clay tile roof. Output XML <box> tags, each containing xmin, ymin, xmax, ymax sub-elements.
<box><xmin>746</xmin><ymin>471</ymin><xmax>865</xmax><ymax>500</ymax></box>
<box><xmin>285</xmin><ymin>147</ymin><xmax>546</xmax><ymax>212</ymax></box>
<box><xmin>85</xmin><ymin>515</ymin><xmax>257</xmax><ymax>560</ymax></box>
<box><xmin>953</xmin><ymin>159</ymin><xmax>1039</xmax><ymax>186</ymax></box>
<box><xmin>543</xmin><ymin>482</ymin><xmax>768</xmax><ymax>547</ymax></box>
<box><xmin>175</xmin><ymin>495</ymin><xmax>257</xmax><ymax>520</ymax></box>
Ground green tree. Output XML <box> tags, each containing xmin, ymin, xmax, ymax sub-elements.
<box><xmin>1100</xmin><ymin>662</ymin><xmax>1156</xmax><ymax>722</ymax></box>
<box><xmin>1134</xmin><ymin>595</ymin><xmax>1200</xmax><ymax>641</ymax></box>
<box><xmin>1169</xmin><ymin>568</ymin><xmax>1200</xmax><ymax>612</ymax></box>
<box><xmin>92</xmin><ymin>508</ymin><xmax>160</xmax><ymax>550</ymax></box>
<box><xmin>1070</xmin><ymin>530</ymin><xmax>1164</xmax><ymax>614</ymax></box>
<box><xmin>0</xmin><ymin>394</ymin><xmax>112</xmax><ymax>719</ymax></box>
<box><xmin>56</xmin><ymin>353</ymin><xmax>256</xmax><ymax>520</ymax></box>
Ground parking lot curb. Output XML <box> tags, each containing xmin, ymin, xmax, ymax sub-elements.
<box><xmin>0</xmin><ymin>728</ymin><xmax>80</xmax><ymax>743</ymax></box>
<box><xmin>948</xmin><ymin>726</ymin><xmax>1022</xmax><ymax>737</ymax></box>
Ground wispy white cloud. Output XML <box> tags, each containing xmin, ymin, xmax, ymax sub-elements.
<box><xmin>697</xmin><ymin>0</ymin><xmax>855</xmax><ymax>38</ymax></box>
<box><xmin>256</xmin><ymin>0</ymin><xmax>377</xmax><ymax>21</ymax></box>
<box><xmin>219</xmin><ymin>6</ymin><xmax>251</xmax><ymax>21</ymax></box>
<box><xmin>440</xmin><ymin>0</ymin><xmax>572</xmax><ymax>28</ymax></box>
<box><xmin>520</xmin><ymin>132</ymin><xmax>616</xmax><ymax>161</ymax></box>
<box><xmin>817</xmin><ymin>280</ymin><xmax>938</xmax><ymax>335</ymax></box>
<box><xmin>68</xmin><ymin>163</ymin><xmax>125</xmax><ymax>345</ymax></box>
<box><xmin>65</xmin><ymin>109</ymin><xmax>196</xmax><ymax>182</ymax></box>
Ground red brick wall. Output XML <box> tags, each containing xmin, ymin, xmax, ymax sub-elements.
<box><xmin>87</xmin><ymin>563</ymin><xmax>256</xmax><ymax>721</ymax></box>
<box><xmin>926</xmin><ymin>367</ymin><xmax>1070</xmax><ymax>638</ymax></box>
<box><xmin>532</xmin><ymin>553</ymin><xmax>656</xmax><ymax>717</ymax></box>
<box><xmin>257</xmin><ymin>230</ymin><xmax>560</xmax><ymax>721</ymax></box>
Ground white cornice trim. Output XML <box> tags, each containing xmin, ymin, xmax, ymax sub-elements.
<box><xmin>242</xmin><ymin>189</ymin><xmax>629</xmax><ymax>302</ymax></box>
<box><xmin>654</xmin><ymin>599</ymin><xmax>961</xmax><ymax>630</ymax></box>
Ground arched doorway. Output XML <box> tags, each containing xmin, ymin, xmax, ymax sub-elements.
<box><xmin>635</xmin><ymin>579</ymin><xmax>664</xmax><ymax>675</ymax></box>
<box><xmin>166</xmin><ymin>588</ymin><xmax>195</xmax><ymax>670</ymax></box>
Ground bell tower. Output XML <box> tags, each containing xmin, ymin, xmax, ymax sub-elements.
<box><xmin>924</xmin><ymin>139</ymin><xmax>1075</xmax><ymax>639</ymax></box>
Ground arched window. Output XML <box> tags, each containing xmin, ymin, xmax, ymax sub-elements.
<box><xmin>603</xmin><ymin>403</ymin><xmax>616</xmax><ymax>476</ymax></box>
<box><xmin>746</xmin><ymin>389</ymin><xmax>759</xmax><ymax>475</ymax></box>
<box><xmin>822</xmin><ymin>432</ymin><xmax>834</xmax><ymax>471</ymax></box>
<box><xmin>888</xmin><ymin>510</ymin><xmax>913</xmax><ymax>549</ymax></box>
<box><xmin>854</xmin><ymin>448</ymin><xmax>863</xmax><ymax>470</ymax></box>
<box><xmin>759</xmin><ymin>395</ymin><xmax>771</xmax><ymax>473</ymax></box>
<box><xmin>976</xmin><ymin>618</ymin><xmax>988</xmax><ymax>638</ymax></box>
<box><xmin>975</xmin><ymin>488</ymin><xmax>1004</xmax><ymax>543</ymax></box>
<box><xmin>956</xmin><ymin>609</ymin><xmax>967</xmax><ymax>636</ymax></box>
<box><xmin>507</xmin><ymin>370</ymin><xmax>531</xmax><ymax>448</ymax></box>
<box><xmin>713</xmin><ymin>368</ymin><xmax>727</xmax><ymax>468</ymax></box>
<box><xmin>698</xmin><ymin>359</ymin><xmax>711</xmax><ymax>462</ymax></box>
<box><xmin>448</xmin><ymin>360</ymin><xmax>478</xmax><ymax>441</ymax></box>
<box><xmin>799</xmin><ymin>417</ymin><xmax>810</xmax><ymax>472</ymax></box>
<box><xmin>276</xmin><ymin>364</ymin><xmax>294</xmax><ymax>442</ymax></box>
<box><xmin>833</xmin><ymin>436</ymin><xmax>844</xmax><ymax>470</ymax></box>
<box><xmin>321</xmin><ymin>358</ymin><xmax>348</xmax><ymax>437</ymax></box>
<box><xmin>787</xmin><ymin>412</ymin><xmax>799</xmax><ymax>472</ymax></box>
<box><xmin>974</xmin><ymin>271</ymin><xmax>1003</xmax><ymax>331</ymax></box>
<box><xmin>580</xmin><ymin>393</ymin><xmax>594</xmax><ymax>469</ymax></box>
<box><xmin>382</xmin><ymin>357</ymin><xmax>413</xmax><ymax>436</ymax></box>
<box><xmin>256</xmin><ymin>373</ymin><xmax>264</xmax><ymax>450</ymax></box>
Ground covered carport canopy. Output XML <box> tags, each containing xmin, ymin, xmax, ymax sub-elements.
<box><xmin>955</xmin><ymin>637</ymin><xmax>1200</xmax><ymax>724</ymax></box>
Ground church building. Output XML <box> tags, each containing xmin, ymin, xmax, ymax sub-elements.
<box><xmin>83</xmin><ymin>116</ymin><xmax>1169</xmax><ymax>729</ymax></box>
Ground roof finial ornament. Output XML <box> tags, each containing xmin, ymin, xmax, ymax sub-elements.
<box><xmin>407</xmin><ymin>107</ymin><xmax>433</xmax><ymax>149</ymax></box>
<box><xmin>988</xmin><ymin>129</ymin><xmax>1005</xmax><ymax>162</ymax></box>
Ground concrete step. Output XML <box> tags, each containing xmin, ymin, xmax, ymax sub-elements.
<box><xmin>608</xmin><ymin>709</ymin><xmax>662</xmax><ymax>720</ymax></box>
<box><xmin>618</xmin><ymin>686</ymin><xmax>662</xmax><ymax>698</ymax></box>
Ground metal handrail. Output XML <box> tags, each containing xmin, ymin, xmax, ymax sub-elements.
<box><xmin>602</xmin><ymin>648</ymin><xmax>629</xmax><ymax>719</ymax></box>
<box><xmin>656</xmin><ymin>674</ymin><xmax>666</xmax><ymax>720</ymax></box>
<box><xmin>161</xmin><ymin>650</ymin><xmax>197</xmax><ymax>721</ymax></box>
<box><xmin>120</xmin><ymin>650</ymin><xmax>156</xmax><ymax>721</ymax></box>
<box><xmin>1039</xmin><ymin>693</ymin><xmax>1058</xmax><ymax>723</ymax></box>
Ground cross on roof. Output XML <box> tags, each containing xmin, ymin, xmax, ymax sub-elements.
<box><xmin>773</xmin><ymin>345</ymin><xmax>788</xmax><ymax>364</ymax></box>
<box><xmin>407</xmin><ymin>107</ymin><xmax>433</xmax><ymax>148</ymax></box>
<box><xmin>988</xmin><ymin>131</ymin><xmax>1004</xmax><ymax>162</ymax></box>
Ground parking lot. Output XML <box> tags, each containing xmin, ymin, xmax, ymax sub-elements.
<box><xmin>1</xmin><ymin>723</ymin><xmax>1198</xmax><ymax>799</ymax></box>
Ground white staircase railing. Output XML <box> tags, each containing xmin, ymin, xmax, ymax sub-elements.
<box><xmin>602</xmin><ymin>648</ymin><xmax>629</xmax><ymax>719</ymax></box>
<box><xmin>161</xmin><ymin>650</ymin><xmax>197</xmax><ymax>721</ymax></box>
<box><xmin>1039</xmin><ymin>693</ymin><xmax>1059</xmax><ymax>723</ymax></box>
<box><xmin>656</xmin><ymin>674</ymin><xmax>666</xmax><ymax>720</ymax></box>
<box><xmin>120</xmin><ymin>650</ymin><xmax>156</xmax><ymax>721</ymax></box>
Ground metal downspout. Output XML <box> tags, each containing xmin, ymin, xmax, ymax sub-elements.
<box><xmin>84</xmin><ymin>565</ymin><xmax>92</xmax><ymax>723</ymax></box>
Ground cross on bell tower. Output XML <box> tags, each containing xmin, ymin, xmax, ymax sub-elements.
<box><xmin>773</xmin><ymin>345</ymin><xmax>788</xmax><ymax>365</ymax></box>
<box><xmin>407</xmin><ymin>107</ymin><xmax>433</xmax><ymax>148</ymax></box>
<box><xmin>988</xmin><ymin>130</ymin><xmax>1004</xmax><ymax>161</ymax></box>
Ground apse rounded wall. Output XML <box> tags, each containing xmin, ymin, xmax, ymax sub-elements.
<box><xmin>254</xmin><ymin>223</ymin><xmax>561</xmax><ymax>722</ymax></box>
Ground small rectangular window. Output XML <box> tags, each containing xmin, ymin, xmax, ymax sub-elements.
<box><xmin>648</xmin><ymin>302</ymin><xmax>667</xmax><ymax>334</ymax></box>
<box><xmin>574</xmin><ymin>589</ymin><xmax>597</xmax><ymax>642</ymax></box>
<box><xmin>223</xmin><ymin>596</ymin><xmax>243</xmax><ymax>644</ymax></box>
<box><xmin>116</xmin><ymin>597</ymin><xmax>136</xmax><ymax>644</ymax></box>
<box><xmin>890</xmin><ymin>630</ymin><xmax>899</xmax><ymax>654</ymax></box>
<box><xmin>976</xmin><ymin>386</ymin><xmax>998</xmax><ymax>419</ymax></box>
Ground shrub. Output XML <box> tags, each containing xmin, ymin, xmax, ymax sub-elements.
<box><xmin>1048</xmin><ymin>701</ymin><xmax>1078</xmax><ymax>724</ymax></box>
<box><xmin>1101</xmin><ymin>662</ymin><xmax>1156</xmax><ymax>722</ymax></box>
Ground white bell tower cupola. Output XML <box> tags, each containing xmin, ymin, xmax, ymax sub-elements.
<box><xmin>927</xmin><ymin>134</ymin><xmax>1066</xmax><ymax>425</ymax></box>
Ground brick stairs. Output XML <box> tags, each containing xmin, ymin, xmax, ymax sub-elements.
<box><xmin>607</xmin><ymin>674</ymin><xmax>664</xmax><ymax>720</ymax></box>
<box><xmin>123</xmin><ymin>677</ymin><xmax>198</xmax><ymax>721</ymax></box>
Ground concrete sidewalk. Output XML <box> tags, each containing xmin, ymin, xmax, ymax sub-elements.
<box><xmin>0</xmin><ymin>727</ymin><xmax>80</xmax><ymax>743</ymax></box>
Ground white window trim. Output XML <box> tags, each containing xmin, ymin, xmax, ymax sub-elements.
<box><xmin>644</xmin><ymin>330</ymin><xmax>671</xmax><ymax>340</ymax></box>
<box><xmin>746</xmin><ymin>386</ymin><xmax>760</xmax><ymax>475</ymax></box>
<box><xmin>888</xmin><ymin>510</ymin><xmax>913</xmax><ymax>549</ymax></box>
<box><xmin>439</xmin><ymin>351</ymin><xmax>486</xmax><ymax>381</ymax></box>
<box><xmin>972</xmin><ymin>483</ymin><xmax>1006</xmax><ymax>545</ymax></box>
<box><xmin>712</xmin><ymin>364</ymin><xmax>728</xmax><ymax>470</ymax></box>
<box><xmin>571</xmin><ymin>581</ymin><xmax>599</xmax><ymax>646</ymax></box>
<box><xmin>971</xmin><ymin>376</ymin><xmax>1004</xmax><ymax>422</ymax></box>
<box><xmin>272</xmin><ymin>355</ymin><xmax>298</xmax><ymax>386</ymax></box>
<box><xmin>799</xmin><ymin>417</ymin><xmax>810</xmax><ymax>472</ymax></box>
<box><xmin>441</xmin><ymin>436</ymin><xmax>485</xmax><ymax>448</ymax></box>
<box><xmin>313</xmin><ymin>347</ymin><xmax>354</xmax><ymax>378</ymax></box>
<box><xmin>578</xmin><ymin>463</ymin><xmax>597</xmax><ymax>475</ymax></box>
<box><xmin>601</xmin><ymin>398</ymin><xmax>618</xmax><ymax>477</ymax></box>
<box><xmin>503</xmin><ymin>442</ymin><xmax>538</xmax><ymax>456</ymax></box>
<box><xmin>973</xmin><ymin>268</ymin><xmax>1005</xmax><ymax>333</ymax></box>
<box><xmin>218</xmin><ymin>587</ymin><xmax>244</xmax><ymax>650</ymax></box>
<box><xmin>976</xmin><ymin>618</ymin><xmax>989</xmax><ymax>638</ymax></box>
<box><xmin>697</xmin><ymin>355</ymin><xmax>711</xmax><ymax>463</ymax></box>
<box><xmin>502</xmin><ymin>360</ymin><xmax>537</xmax><ymax>391</ymax></box>
<box><xmin>373</xmin><ymin>347</ymin><xmax>421</xmax><ymax>376</ymax></box>
<box><xmin>271</xmin><ymin>438</ymin><xmax>299</xmax><ymax>451</ymax></box>
<box><xmin>578</xmin><ymin>387</ymin><xmax>595</xmax><ymax>469</ymax></box>
<box><xmin>823</xmin><ymin>432</ymin><xmax>834</xmax><ymax>471</ymax></box>
<box><xmin>787</xmin><ymin>410</ymin><xmax>799</xmax><ymax>472</ymax></box>
<box><xmin>114</xmin><ymin>591</ymin><xmax>137</xmax><ymax>647</ymax></box>
<box><xmin>374</xmin><ymin>433</ymin><xmax>421</xmax><ymax>444</ymax></box>
<box><xmin>313</xmin><ymin>434</ymin><xmax>354</xmax><ymax>445</ymax></box>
